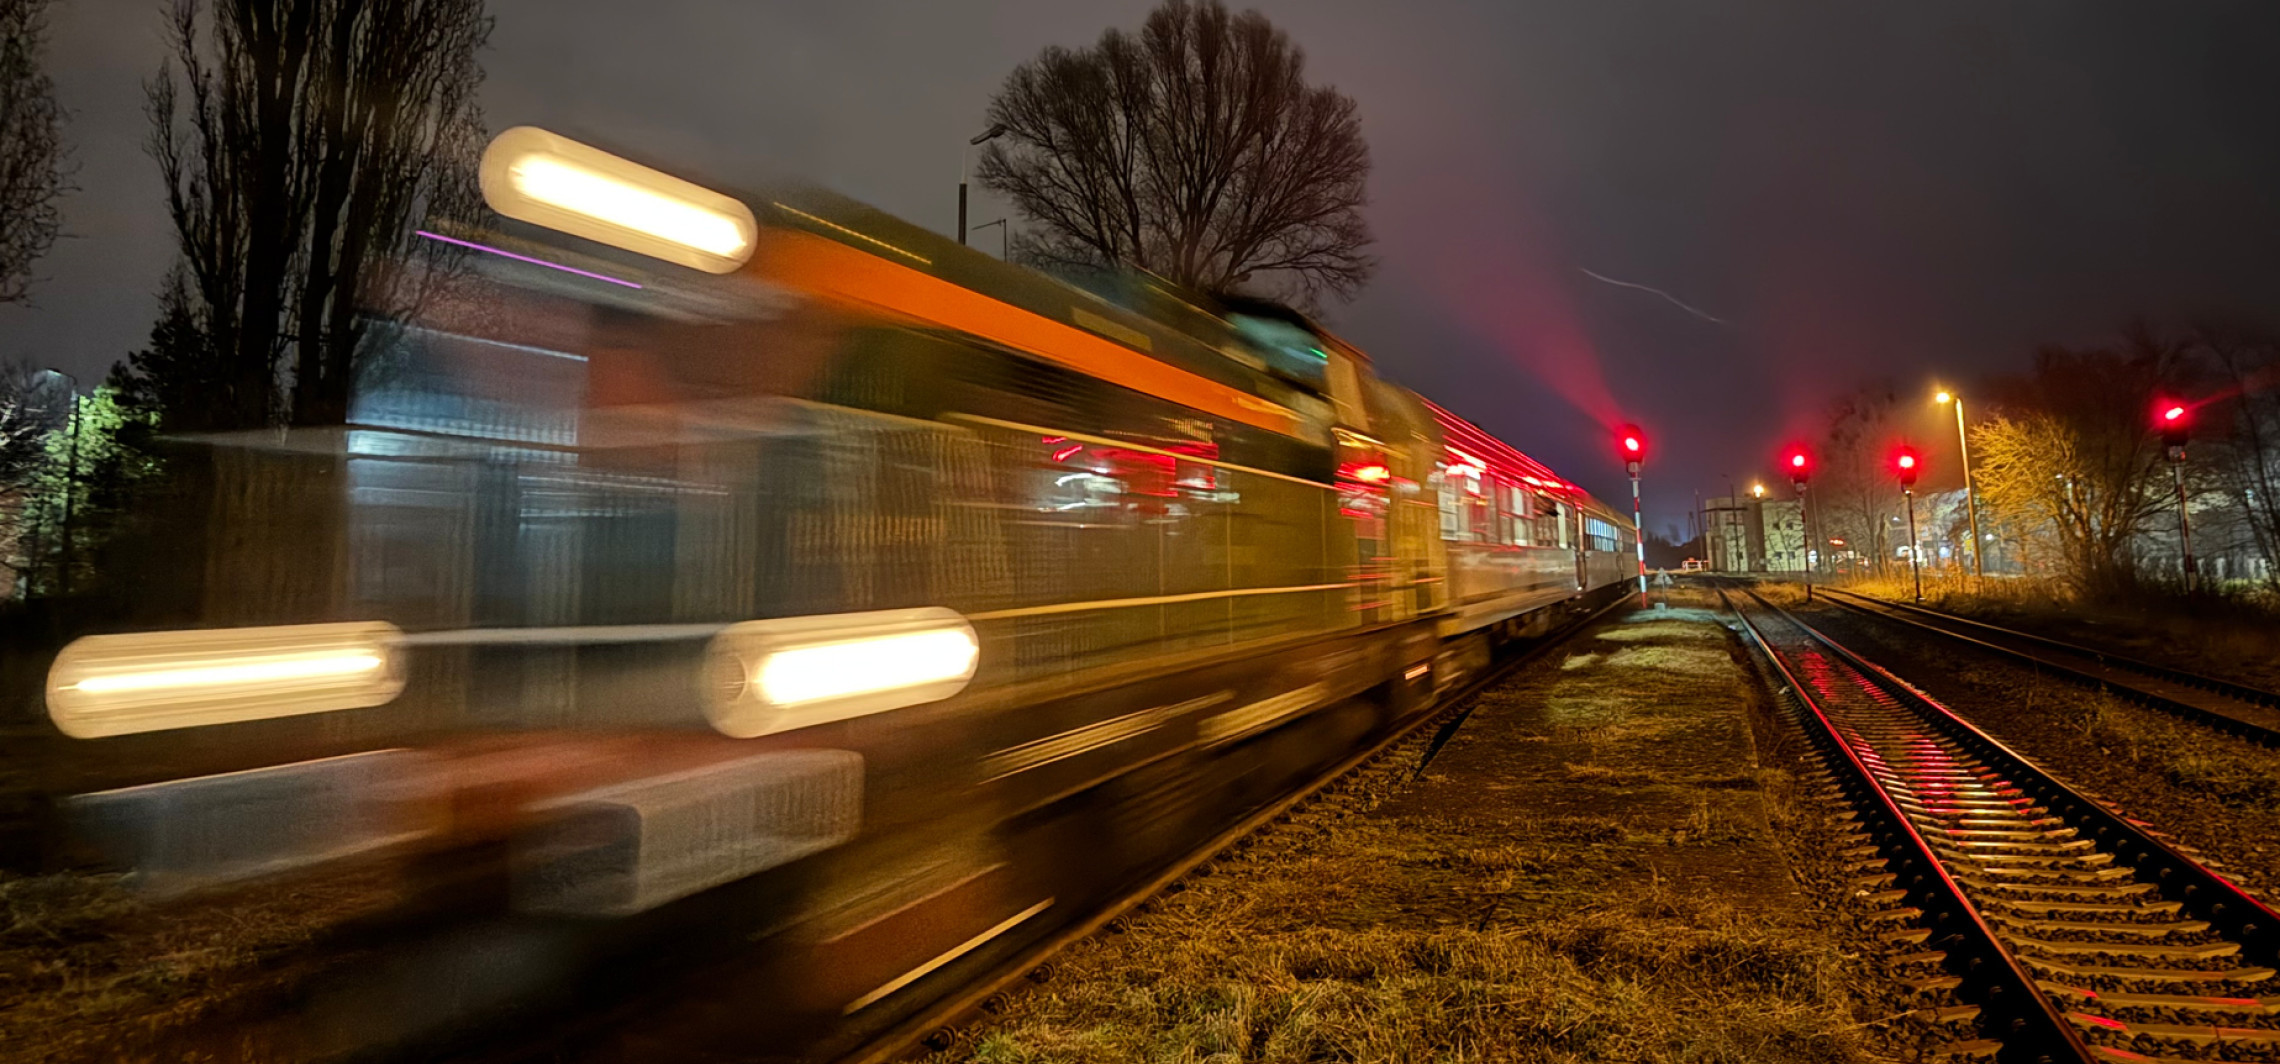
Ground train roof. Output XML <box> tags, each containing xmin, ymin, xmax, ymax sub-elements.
<box><xmin>1423</xmin><ymin>399</ymin><xmax>1629</xmax><ymax>526</ymax></box>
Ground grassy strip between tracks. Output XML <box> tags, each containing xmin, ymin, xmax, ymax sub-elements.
<box><xmin>932</xmin><ymin>593</ymin><xmax>1896</xmax><ymax>1064</ymax></box>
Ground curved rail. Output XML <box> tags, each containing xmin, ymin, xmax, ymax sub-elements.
<box><xmin>1728</xmin><ymin>585</ymin><xmax>2280</xmax><ymax>1062</ymax></box>
<box><xmin>1819</xmin><ymin>586</ymin><xmax>2280</xmax><ymax>746</ymax></box>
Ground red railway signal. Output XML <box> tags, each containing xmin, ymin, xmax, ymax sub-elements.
<box><xmin>1614</xmin><ymin>423</ymin><xmax>1647</xmax><ymax>605</ymax></box>
<box><xmin>1783</xmin><ymin>446</ymin><xmax>1812</xmax><ymax>488</ymax></box>
<box><xmin>2156</xmin><ymin>400</ymin><xmax>2190</xmax><ymax>456</ymax></box>
<box><xmin>2154</xmin><ymin>399</ymin><xmax>2197</xmax><ymax>590</ymax></box>
<box><xmin>1894</xmin><ymin>445</ymin><xmax>1922</xmax><ymax>489</ymax></box>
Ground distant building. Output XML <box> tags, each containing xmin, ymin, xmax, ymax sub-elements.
<box><xmin>1702</xmin><ymin>495</ymin><xmax>1807</xmax><ymax>573</ymax></box>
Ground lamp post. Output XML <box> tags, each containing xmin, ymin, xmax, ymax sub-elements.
<box><xmin>960</xmin><ymin>124</ymin><xmax>1009</xmax><ymax>245</ymax></box>
<box><xmin>1934</xmin><ymin>389</ymin><xmax>1985</xmax><ymax>577</ymax></box>
<box><xmin>1749</xmin><ymin>482</ymin><xmax>1767</xmax><ymax>571</ymax></box>
<box><xmin>42</xmin><ymin>368</ymin><xmax>80</xmax><ymax>597</ymax></box>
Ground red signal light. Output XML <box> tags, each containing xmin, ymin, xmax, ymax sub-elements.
<box><xmin>1615</xmin><ymin>423</ymin><xmax>1645</xmax><ymax>474</ymax></box>
<box><xmin>2156</xmin><ymin>398</ymin><xmax>2191</xmax><ymax>455</ymax></box>
<box><xmin>1893</xmin><ymin>445</ymin><xmax>1922</xmax><ymax>487</ymax></box>
<box><xmin>1781</xmin><ymin>444</ymin><xmax>1813</xmax><ymax>487</ymax></box>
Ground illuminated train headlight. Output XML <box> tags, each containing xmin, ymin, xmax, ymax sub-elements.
<box><xmin>47</xmin><ymin>622</ymin><xmax>407</xmax><ymax>739</ymax></box>
<box><xmin>479</xmin><ymin>126</ymin><xmax>759</xmax><ymax>274</ymax></box>
<box><xmin>703</xmin><ymin>608</ymin><xmax>980</xmax><ymax>738</ymax></box>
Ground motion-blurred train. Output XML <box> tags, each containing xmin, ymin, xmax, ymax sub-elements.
<box><xmin>42</xmin><ymin>128</ymin><xmax>1637</xmax><ymax>1058</ymax></box>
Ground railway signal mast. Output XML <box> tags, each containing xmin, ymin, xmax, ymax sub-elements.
<box><xmin>1786</xmin><ymin>445</ymin><xmax>1816</xmax><ymax>603</ymax></box>
<box><xmin>1618</xmin><ymin>425</ymin><xmax>1647</xmax><ymax>607</ymax></box>
<box><xmin>2158</xmin><ymin>400</ymin><xmax>2196</xmax><ymax>593</ymax></box>
<box><xmin>1894</xmin><ymin>445</ymin><xmax>1924</xmax><ymax>604</ymax></box>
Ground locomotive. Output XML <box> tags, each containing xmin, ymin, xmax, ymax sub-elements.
<box><xmin>43</xmin><ymin>128</ymin><xmax>1637</xmax><ymax>1057</ymax></box>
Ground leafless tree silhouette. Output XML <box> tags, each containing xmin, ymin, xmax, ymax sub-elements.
<box><xmin>0</xmin><ymin>0</ymin><xmax>67</xmax><ymax>307</ymax></box>
<box><xmin>143</xmin><ymin>0</ymin><xmax>489</xmax><ymax>430</ymax></box>
<box><xmin>978</xmin><ymin>0</ymin><xmax>1373</xmax><ymax>306</ymax></box>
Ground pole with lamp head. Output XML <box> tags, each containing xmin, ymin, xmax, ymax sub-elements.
<box><xmin>1935</xmin><ymin>389</ymin><xmax>1985</xmax><ymax>577</ymax></box>
<box><xmin>960</xmin><ymin>124</ymin><xmax>1009</xmax><ymax>246</ymax></box>
<box><xmin>41</xmin><ymin>368</ymin><xmax>80</xmax><ymax>597</ymax></box>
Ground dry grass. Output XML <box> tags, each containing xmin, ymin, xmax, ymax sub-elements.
<box><xmin>951</xmin><ymin>817</ymin><xmax>1886</xmax><ymax>1064</ymax></box>
<box><xmin>960</xmin><ymin>896</ymin><xmax>1875</xmax><ymax>1064</ymax></box>
<box><xmin>938</xmin><ymin>607</ymin><xmax>1895</xmax><ymax>1064</ymax></box>
<box><xmin>1839</xmin><ymin>574</ymin><xmax>2280</xmax><ymax>693</ymax></box>
<box><xmin>2059</xmin><ymin>690</ymin><xmax>2280</xmax><ymax>811</ymax></box>
<box><xmin>0</xmin><ymin>865</ymin><xmax>398</xmax><ymax>1062</ymax></box>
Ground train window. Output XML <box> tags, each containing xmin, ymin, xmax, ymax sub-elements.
<box><xmin>1584</xmin><ymin>517</ymin><xmax>1618</xmax><ymax>553</ymax></box>
<box><xmin>1437</xmin><ymin>468</ymin><xmax>1461</xmax><ymax>538</ymax></box>
<box><xmin>1466</xmin><ymin>482</ymin><xmax>1493</xmax><ymax>543</ymax></box>
<box><xmin>1534</xmin><ymin>495</ymin><xmax>1567</xmax><ymax>549</ymax></box>
<box><xmin>1229</xmin><ymin>314</ymin><xmax>1332</xmax><ymax>392</ymax></box>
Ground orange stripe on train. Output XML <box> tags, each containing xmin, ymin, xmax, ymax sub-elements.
<box><xmin>753</xmin><ymin>230</ymin><xmax>1302</xmax><ymax>438</ymax></box>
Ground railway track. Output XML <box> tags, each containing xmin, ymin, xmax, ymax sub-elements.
<box><xmin>1817</xmin><ymin>587</ymin><xmax>2280</xmax><ymax>745</ymax></box>
<box><xmin>830</xmin><ymin>595</ymin><xmax>1631</xmax><ymax>1064</ymax></box>
<box><xmin>1724</xmin><ymin>585</ymin><xmax>2280</xmax><ymax>1063</ymax></box>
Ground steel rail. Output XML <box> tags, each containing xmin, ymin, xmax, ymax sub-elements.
<box><xmin>1720</xmin><ymin>586</ymin><xmax>2091</xmax><ymax>1063</ymax></box>
<box><xmin>1734</xmin><ymin>583</ymin><xmax>2280</xmax><ymax>1061</ymax></box>
<box><xmin>1819</xmin><ymin>586</ymin><xmax>2280</xmax><ymax>746</ymax></box>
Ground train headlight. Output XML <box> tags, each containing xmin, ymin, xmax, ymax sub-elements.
<box><xmin>479</xmin><ymin>126</ymin><xmax>759</xmax><ymax>274</ymax></box>
<box><xmin>703</xmin><ymin>608</ymin><xmax>979</xmax><ymax>738</ymax></box>
<box><xmin>47</xmin><ymin>622</ymin><xmax>407</xmax><ymax>739</ymax></box>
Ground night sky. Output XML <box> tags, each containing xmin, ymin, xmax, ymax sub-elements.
<box><xmin>9</xmin><ymin>0</ymin><xmax>2280</xmax><ymax>533</ymax></box>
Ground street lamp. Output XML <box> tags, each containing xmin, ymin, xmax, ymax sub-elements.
<box><xmin>41</xmin><ymin>368</ymin><xmax>81</xmax><ymax>597</ymax></box>
<box><xmin>960</xmin><ymin>123</ymin><xmax>1009</xmax><ymax>246</ymax></box>
<box><xmin>1933</xmin><ymin>388</ymin><xmax>1985</xmax><ymax>577</ymax></box>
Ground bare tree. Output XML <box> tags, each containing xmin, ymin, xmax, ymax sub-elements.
<box><xmin>1815</xmin><ymin>383</ymin><xmax>1903</xmax><ymax>575</ymax></box>
<box><xmin>978</xmin><ymin>0</ymin><xmax>1373</xmax><ymax>305</ymax></box>
<box><xmin>0</xmin><ymin>359</ymin><xmax>59</xmax><ymax>490</ymax></box>
<box><xmin>141</xmin><ymin>0</ymin><xmax>488</xmax><ymax>431</ymax></box>
<box><xmin>0</xmin><ymin>360</ymin><xmax>63</xmax><ymax>593</ymax></box>
<box><xmin>0</xmin><ymin>0</ymin><xmax>67</xmax><ymax>305</ymax></box>
<box><xmin>2187</xmin><ymin>324</ymin><xmax>2280</xmax><ymax>589</ymax></box>
<box><xmin>1971</xmin><ymin>335</ymin><xmax>2184</xmax><ymax>596</ymax></box>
